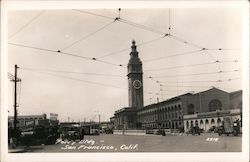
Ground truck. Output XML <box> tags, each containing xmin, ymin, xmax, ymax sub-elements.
<box><xmin>217</xmin><ymin>116</ymin><xmax>241</xmax><ymax>136</ymax></box>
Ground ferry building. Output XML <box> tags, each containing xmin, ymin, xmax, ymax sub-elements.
<box><xmin>112</xmin><ymin>41</ymin><xmax>242</xmax><ymax>132</ymax></box>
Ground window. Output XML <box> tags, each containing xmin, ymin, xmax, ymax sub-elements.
<box><xmin>209</xmin><ymin>99</ymin><xmax>222</xmax><ymax>112</ymax></box>
<box><xmin>187</xmin><ymin>104</ymin><xmax>195</xmax><ymax>114</ymax></box>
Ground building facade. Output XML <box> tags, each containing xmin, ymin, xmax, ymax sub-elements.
<box><xmin>127</xmin><ymin>40</ymin><xmax>144</xmax><ymax>109</ymax></box>
<box><xmin>114</xmin><ymin>40</ymin><xmax>144</xmax><ymax>129</ymax></box>
<box><xmin>112</xmin><ymin>41</ymin><xmax>242</xmax><ymax>132</ymax></box>
<box><xmin>8</xmin><ymin>113</ymin><xmax>59</xmax><ymax>128</ymax></box>
<box><xmin>137</xmin><ymin>88</ymin><xmax>242</xmax><ymax>131</ymax></box>
<box><xmin>183</xmin><ymin>89</ymin><xmax>242</xmax><ymax>132</ymax></box>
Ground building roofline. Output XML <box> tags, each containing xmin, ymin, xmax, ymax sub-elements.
<box><xmin>141</xmin><ymin>92</ymin><xmax>192</xmax><ymax>110</ymax></box>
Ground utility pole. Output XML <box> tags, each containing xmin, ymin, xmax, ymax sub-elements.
<box><xmin>14</xmin><ymin>64</ymin><xmax>19</xmax><ymax>131</ymax></box>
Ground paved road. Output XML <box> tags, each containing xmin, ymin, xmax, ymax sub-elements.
<box><xmin>17</xmin><ymin>133</ymin><xmax>241</xmax><ymax>152</ymax></box>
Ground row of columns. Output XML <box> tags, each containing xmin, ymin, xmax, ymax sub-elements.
<box><xmin>184</xmin><ymin>117</ymin><xmax>223</xmax><ymax>132</ymax></box>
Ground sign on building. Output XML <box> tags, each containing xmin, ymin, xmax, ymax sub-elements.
<box><xmin>49</xmin><ymin>113</ymin><xmax>58</xmax><ymax>121</ymax></box>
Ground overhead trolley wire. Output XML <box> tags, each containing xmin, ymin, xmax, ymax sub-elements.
<box><xmin>161</xmin><ymin>84</ymin><xmax>220</xmax><ymax>89</ymax></box>
<box><xmin>73</xmin><ymin>9</ymin><xmax>114</xmax><ymax>20</ymax></box>
<box><xmin>152</xmin><ymin>69</ymin><xmax>240</xmax><ymax>79</ymax></box>
<box><xmin>161</xmin><ymin>85</ymin><xmax>237</xmax><ymax>91</ymax></box>
<box><xmin>21</xmin><ymin>68</ymin><xmax>127</xmax><ymax>90</ymax></box>
<box><xmin>9</xmin><ymin>10</ymin><xmax>46</xmax><ymax>39</ymax></box>
<box><xmin>20</xmin><ymin>67</ymin><xmax>126</xmax><ymax>78</ymax></box>
<box><xmin>157</xmin><ymin>78</ymin><xmax>240</xmax><ymax>84</ymax></box>
<box><xmin>143</xmin><ymin>49</ymin><xmax>203</xmax><ymax>63</ymax></box>
<box><xmin>97</xmin><ymin>35</ymin><xmax>164</xmax><ymax>59</ymax></box>
<box><xmin>61</xmin><ymin>20</ymin><xmax>117</xmax><ymax>51</ymax></box>
<box><xmin>118</xmin><ymin>18</ymin><xmax>166</xmax><ymax>35</ymax></box>
<box><xmin>8</xmin><ymin>43</ymin><xmax>124</xmax><ymax>67</ymax></box>
<box><xmin>206</xmin><ymin>48</ymin><xmax>242</xmax><ymax>51</ymax></box>
<box><xmin>73</xmin><ymin>9</ymin><xmax>241</xmax><ymax>53</ymax></box>
<box><xmin>144</xmin><ymin>60</ymin><xmax>239</xmax><ymax>71</ymax></box>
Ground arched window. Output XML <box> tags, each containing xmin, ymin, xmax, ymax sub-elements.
<box><xmin>211</xmin><ymin>119</ymin><xmax>215</xmax><ymax>125</ymax></box>
<box><xmin>190</xmin><ymin>120</ymin><xmax>194</xmax><ymax>127</ymax></box>
<box><xmin>195</xmin><ymin>120</ymin><xmax>198</xmax><ymax>126</ymax></box>
<box><xmin>217</xmin><ymin>118</ymin><xmax>222</xmax><ymax>126</ymax></box>
<box><xmin>178</xmin><ymin>104</ymin><xmax>181</xmax><ymax>110</ymax></box>
<box><xmin>187</xmin><ymin>104</ymin><xmax>195</xmax><ymax>114</ymax></box>
<box><xmin>186</xmin><ymin>121</ymin><xmax>189</xmax><ymax>128</ymax></box>
<box><xmin>209</xmin><ymin>99</ymin><xmax>222</xmax><ymax>112</ymax></box>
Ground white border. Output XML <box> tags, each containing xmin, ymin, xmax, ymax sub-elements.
<box><xmin>1</xmin><ymin>1</ymin><xmax>249</xmax><ymax>162</ymax></box>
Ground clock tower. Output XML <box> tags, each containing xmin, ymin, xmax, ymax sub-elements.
<box><xmin>127</xmin><ymin>40</ymin><xmax>144</xmax><ymax>109</ymax></box>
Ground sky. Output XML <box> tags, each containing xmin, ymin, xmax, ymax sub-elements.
<box><xmin>7</xmin><ymin>8</ymin><xmax>243</xmax><ymax>122</ymax></box>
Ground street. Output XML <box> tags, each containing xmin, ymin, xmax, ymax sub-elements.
<box><xmin>15</xmin><ymin>133</ymin><xmax>241</xmax><ymax>153</ymax></box>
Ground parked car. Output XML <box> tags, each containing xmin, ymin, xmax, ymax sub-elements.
<box><xmin>62</xmin><ymin>130</ymin><xmax>84</xmax><ymax>141</ymax></box>
<box><xmin>186</xmin><ymin>126</ymin><xmax>202</xmax><ymax>135</ymax></box>
<box><xmin>157</xmin><ymin>129</ymin><xmax>166</xmax><ymax>136</ymax></box>
<box><xmin>19</xmin><ymin>125</ymin><xmax>59</xmax><ymax>146</ymax></box>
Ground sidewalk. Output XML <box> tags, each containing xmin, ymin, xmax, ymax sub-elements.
<box><xmin>8</xmin><ymin>146</ymin><xmax>25</xmax><ymax>153</ymax></box>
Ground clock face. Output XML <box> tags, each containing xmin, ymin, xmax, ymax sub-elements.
<box><xmin>133</xmin><ymin>80</ymin><xmax>142</xmax><ymax>89</ymax></box>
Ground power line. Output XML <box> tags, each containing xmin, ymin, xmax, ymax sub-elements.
<box><xmin>161</xmin><ymin>85</ymin><xmax>239</xmax><ymax>91</ymax></box>
<box><xmin>137</xmin><ymin>36</ymin><xmax>165</xmax><ymax>47</ymax></box>
<box><xmin>203</xmin><ymin>49</ymin><xmax>216</xmax><ymax>61</ymax></box>
<box><xmin>168</xmin><ymin>8</ymin><xmax>171</xmax><ymax>34</ymax></box>
<box><xmin>119</xmin><ymin>18</ymin><xmax>165</xmax><ymax>35</ymax></box>
<box><xmin>161</xmin><ymin>84</ymin><xmax>218</xmax><ymax>89</ymax></box>
<box><xmin>20</xmin><ymin>67</ymin><xmax>126</xmax><ymax>78</ymax></box>
<box><xmin>73</xmin><ymin>9</ymin><xmax>241</xmax><ymax>53</ymax></box>
<box><xmin>9</xmin><ymin>10</ymin><xmax>46</xmax><ymax>39</ymax></box>
<box><xmin>73</xmin><ymin>9</ymin><xmax>114</xmax><ymax>20</ymax></box>
<box><xmin>94</xmin><ymin>59</ymin><xmax>125</xmax><ymax>67</ymax></box>
<box><xmin>97</xmin><ymin>47</ymin><xmax>130</xmax><ymax>59</ymax></box>
<box><xmin>22</xmin><ymin>69</ymin><xmax>127</xmax><ymax>90</ymax></box>
<box><xmin>8</xmin><ymin>43</ymin><xmax>124</xmax><ymax>67</ymax></box>
<box><xmin>61</xmin><ymin>20</ymin><xmax>116</xmax><ymax>51</ymax></box>
<box><xmin>143</xmin><ymin>49</ymin><xmax>203</xmax><ymax>63</ymax></box>
<box><xmin>206</xmin><ymin>48</ymin><xmax>242</xmax><ymax>51</ymax></box>
<box><xmin>9</xmin><ymin>42</ymin><xmax>59</xmax><ymax>53</ymax></box>
<box><xmin>144</xmin><ymin>60</ymin><xmax>239</xmax><ymax>71</ymax></box>
<box><xmin>156</xmin><ymin>78</ymin><xmax>240</xmax><ymax>84</ymax></box>
<box><xmin>117</xmin><ymin>18</ymin><xmax>208</xmax><ymax>50</ymax></box>
<box><xmin>8</xmin><ymin>72</ymin><xmax>21</xmax><ymax>81</ymax></box>
<box><xmin>151</xmin><ymin>69</ymin><xmax>240</xmax><ymax>78</ymax></box>
<box><xmin>168</xmin><ymin>34</ymin><xmax>204</xmax><ymax>49</ymax></box>
<box><xmin>97</xmin><ymin>35</ymin><xmax>164</xmax><ymax>59</ymax></box>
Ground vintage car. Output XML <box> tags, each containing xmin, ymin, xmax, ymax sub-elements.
<box><xmin>186</xmin><ymin>126</ymin><xmax>202</xmax><ymax>135</ymax></box>
<box><xmin>19</xmin><ymin>125</ymin><xmax>59</xmax><ymax>146</ymax></box>
<box><xmin>62</xmin><ymin>130</ymin><xmax>84</xmax><ymax>141</ymax></box>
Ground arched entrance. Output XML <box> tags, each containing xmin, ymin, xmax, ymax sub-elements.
<box><xmin>195</xmin><ymin>120</ymin><xmax>198</xmax><ymax>127</ymax></box>
<box><xmin>186</xmin><ymin>121</ymin><xmax>189</xmax><ymax>130</ymax></box>
<box><xmin>211</xmin><ymin>118</ymin><xmax>215</xmax><ymax>126</ymax></box>
<box><xmin>217</xmin><ymin>118</ymin><xmax>222</xmax><ymax>126</ymax></box>
<box><xmin>191</xmin><ymin>121</ymin><xmax>194</xmax><ymax>127</ymax></box>
<box><xmin>200</xmin><ymin>120</ymin><xmax>204</xmax><ymax>129</ymax></box>
<box><xmin>205</xmin><ymin>119</ymin><xmax>209</xmax><ymax>132</ymax></box>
